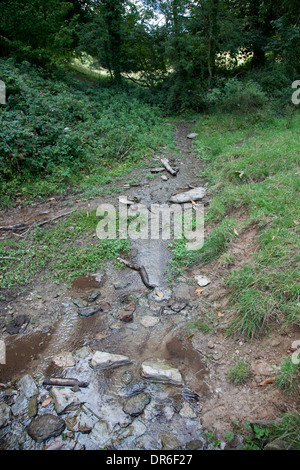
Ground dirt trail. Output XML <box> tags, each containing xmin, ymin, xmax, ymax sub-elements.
<box><xmin>0</xmin><ymin>122</ymin><xmax>299</xmax><ymax>447</ymax></box>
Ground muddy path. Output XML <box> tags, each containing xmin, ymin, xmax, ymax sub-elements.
<box><xmin>0</xmin><ymin>122</ymin><xmax>299</xmax><ymax>449</ymax></box>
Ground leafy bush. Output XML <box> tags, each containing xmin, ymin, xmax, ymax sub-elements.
<box><xmin>0</xmin><ymin>58</ymin><xmax>170</xmax><ymax>202</ymax></box>
<box><xmin>209</xmin><ymin>79</ymin><xmax>268</xmax><ymax>113</ymax></box>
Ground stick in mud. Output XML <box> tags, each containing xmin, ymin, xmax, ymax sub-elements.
<box><xmin>43</xmin><ymin>377</ymin><xmax>89</xmax><ymax>388</ymax></box>
<box><xmin>160</xmin><ymin>158</ymin><xmax>178</xmax><ymax>176</ymax></box>
<box><xmin>117</xmin><ymin>257</ymin><xmax>155</xmax><ymax>289</ymax></box>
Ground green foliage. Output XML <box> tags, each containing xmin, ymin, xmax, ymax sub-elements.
<box><xmin>170</xmin><ymin>111</ymin><xmax>300</xmax><ymax>338</ymax></box>
<box><xmin>208</xmin><ymin>79</ymin><xmax>268</xmax><ymax>113</ymax></box>
<box><xmin>0</xmin><ymin>0</ymin><xmax>82</xmax><ymax>65</ymax></box>
<box><xmin>0</xmin><ymin>59</ymin><xmax>171</xmax><ymax>204</ymax></box>
<box><xmin>242</xmin><ymin>412</ymin><xmax>300</xmax><ymax>450</ymax></box>
<box><xmin>274</xmin><ymin>358</ymin><xmax>300</xmax><ymax>395</ymax></box>
<box><xmin>0</xmin><ymin>209</ymin><xmax>131</xmax><ymax>289</ymax></box>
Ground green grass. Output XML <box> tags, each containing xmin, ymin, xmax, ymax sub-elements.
<box><xmin>227</xmin><ymin>358</ymin><xmax>252</xmax><ymax>384</ymax></box>
<box><xmin>0</xmin><ymin>209</ymin><xmax>130</xmax><ymax>289</ymax></box>
<box><xmin>170</xmin><ymin>110</ymin><xmax>300</xmax><ymax>338</ymax></box>
<box><xmin>274</xmin><ymin>358</ymin><xmax>300</xmax><ymax>395</ymax></box>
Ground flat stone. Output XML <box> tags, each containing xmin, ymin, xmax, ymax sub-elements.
<box><xmin>51</xmin><ymin>351</ymin><xmax>75</xmax><ymax>368</ymax></box>
<box><xmin>51</xmin><ymin>387</ymin><xmax>82</xmax><ymax>415</ymax></box>
<box><xmin>187</xmin><ymin>133</ymin><xmax>198</xmax><ymax>139</ymax></box>
<box><xmin>11</xmin><ymin>395</ymin><xmax>28</xmax><ymax>416</ymax></box>
<box><xmin>140</xmin><ymin>360</ymin><xmax>183</xmax><ymax>385</ymax></box>
<box><xmin>179</xmin><ymin>402</ymin><xmax>197</xmax><ymax>419</ymax></box>
<box><xmin>159</xmin><ymin>432</ymin><xmax>182</xmax><ymax>450</ymax></box>
<box><xmin>90</xmin><ymin>420</ymin><xmax>111</xmax><ymax>447</ymax></box>
<box><xmin>90</xmin><ymin>351</ymin><xmax>131</xmax><ymax>370</ymax></box>
<box><xmin>78</xmin><ymin>305</ymin><xmax>101</xmax><ymax>317</ymax></box>
<box><xmin>27</xmin><ymin>414</ymin><xmax>65</xmax><ymax>442</ymax></box>
<box><xmin>140</xmin><ymin>316</ymin><xmax>160</xmax><ymax>328</ymax></box>
<box><xmin>0</xmin><ymin>403</ymin><xmax>11</xmax><ymax>429</ymax></box>
<box><xmin>150</xmin><ymin>167</ymin><xmax>165</xmax><ymax>173</ymax></box>
<box><xmin>87</xmin><ymin>291</ymin><xmax>101</xmax><ymax>302</ymax></box>
<box><xmin>195</xmin><ymin>275</ymin><xmax>211</xmax><ymax>287</ymax></box>
<box><xmin>122</xmin><ymin>392</ymin><xmax>151</xmax><ymax>417</ymax></box>
<box><xmin>18</xmin><ymin>374</ymin><xmax>38</xmax><ymax>398</ymax></box>
<box><xmin>169</xmin><ymin>187</ymin><xmax>206</xmax><ymax>204</ymax></box>
<box><xmin>120</xmin><ymin>381</ymin><xmax>146</xmax><ymax>398</ymax></box>
<box><xmin>73</xmin><ymin>298</ymin><xmax>88</xmax><ymax>308</ymax></box>
<box><xmin>170</xmin><ymin>302</ymin><xmax>188</xmax><ymax>313</ymax></box>
<box><xmin>65</xmin><ymin>412</ymin><xmax>94</xmax><ymax>433</ymax></box>
<box><xmin>114</xmin><ymin>281</ymin><xmax>131</xmax><ymax>290</ymax></box>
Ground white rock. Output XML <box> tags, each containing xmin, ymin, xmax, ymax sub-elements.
<box><xmin>187</xmin><ymin>133</ymin><xmax>198</xmax><ymax>139</ymax></box>
<box><xmin>90</xmin><ymin>351</ymin><xmax>131</xmax><ymax>370</ymax></box>
<box><xmin>51</xmin><ymin>387</ymin><xmax>82</xmax><ymax>415</ymax></box>
<box><xmin>90</xmin><ymin>420</ymin><xmax>111</xmax><ymax>447</ymax></box>
<box><xmin>18</xmin><ymin>374</ymin><xmax>38</xmax><ymax>398</ymax></box>
<box><xmin>195</xmin><ymin>275</ymin><xmax>211</xmax><ymax>287</ymax></box>
<box><xmin>140</xmin><ymin>316</ymin><xmax>160</xmax><ymax>328</ymax></box>
<box><xmin>179</xmin><ymin>402</ymin><xmax>197</xmax><ymax>419</ymax></box>
<box><xmin>51</xmin><ymin>351</ymin><xmax>75</xmax><ymax>368</ymax></box>
<box><xmin>169</xmin><ymin>187</ymin><xmax>206</xmax><ymax>204</ymax></box>
<box><xmin>140</xmin><ymin>360</ymin><xmax>183</xmax><ymax>386</ymax></box>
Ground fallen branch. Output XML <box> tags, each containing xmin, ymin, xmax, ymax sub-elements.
<box><xmin>43</xmin><ymin>377</ymin><xmax>89</xmax><ymax>388</ymax></box>
<box><xmin>0</xmin><ymin>223</ymin><xmax>26</xmax><ymax>231</ymax></box>
<box><xmin>0</xmin><ymin>210</ymin><xmax>75</xmax><ymax>235</ymax></box>
<box><xmin>160</xmin><ymin>158</ymin><xmax>178</xmax><ymax>177</ymax></box>
<box><xmin>36</xmin><ymin>210</ymin><xmax>75</xmax><ymax>227</ymax></box>
<box><xmin>117</xmin><ymin>257</ymin><xmax>155</xmax><ymax>289</ymax></box>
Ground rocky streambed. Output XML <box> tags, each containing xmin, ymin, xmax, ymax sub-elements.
<box><xmin>0</xmin><ymin>269</ymin><xmax>219</xmax><ymax>450</ymax></box>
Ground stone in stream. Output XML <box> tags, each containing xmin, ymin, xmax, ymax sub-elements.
<box><xmin>122</xmin><ymin>392</ymin><xmax>151</xmax><ymax>417</ymax></box>
<box><xmin>87</xmin><ymin>291</ymin><xmax>101</xmax><ymax>302</ymax></box>
<box><xmin>78</xmin><ymin>305</ymin><xmax>101</xmax><ymax>317</ymax></box>
<box><xmin>119</xmin><ymin>381</ymin><xmax>146</xmax><ymax>398</ymax></box>
<box><xmin>90</xmin><ymin>351</ymin><xmax>131</xmax><ymax>370</ymax></box>
<box><xmin>51</xmin><ymin>351</ymin><xmax>76</xmax><ymax>368</ymax></box>
<box><xmin>17</xmin><ymin>374</ymin><xmax>38</xmax><ymax>398</ymax></box>
<box><xmin>6</xmin><ymin>314</ymin><xmax>30</xmax><ymax>335</ymax></box>
<box><xmin>90</xmin><ymin>420</ymin><xmax>111</xmax><ymax>448</ymax></box>
<box><xmin>51</xmin><ymin>387</ymin><xmax>82</xmax><ymax>415</ymax></box>
<box><xmin>118</xmin><ymin>308</ymin><xmax>134</xmax><ymax>322</ymax></box>
<box><xmin>26</xmin><ymin>414</ymin><xmax>65</xmax><ymax>442</ymax></box>
<box><xmin>0</xmin><ymin>403</ymin><xmax>11</xmax><ymax>429</ymax></box>
<box><xmin>159</xmin><ymin>432</ymin><xmax>182</xmax><ymax>450</ymax></box>
<box><xmin>140</xmin><ymin>360</ymin><xmax>183</xmax><ymax>386</ymax></box>
<box><xmin>140</xmin><ymin>316</ymin><xmax>160</xmax><ymax>328</ymax></box>
<box><xmin>169</xmin><ymin>187</ymin><xmax>206</xmax><ymax>204</ymax></box>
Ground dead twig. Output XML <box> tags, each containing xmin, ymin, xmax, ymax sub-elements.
<box><xmin>117</xmin><ymin>257</ymin><xmax>155</xmax><ymax>289</ymax></box>
<box><xmin>160</xmin><ymin>158</ymin><xmax>178</xmax><ymax>177</ymax></box>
